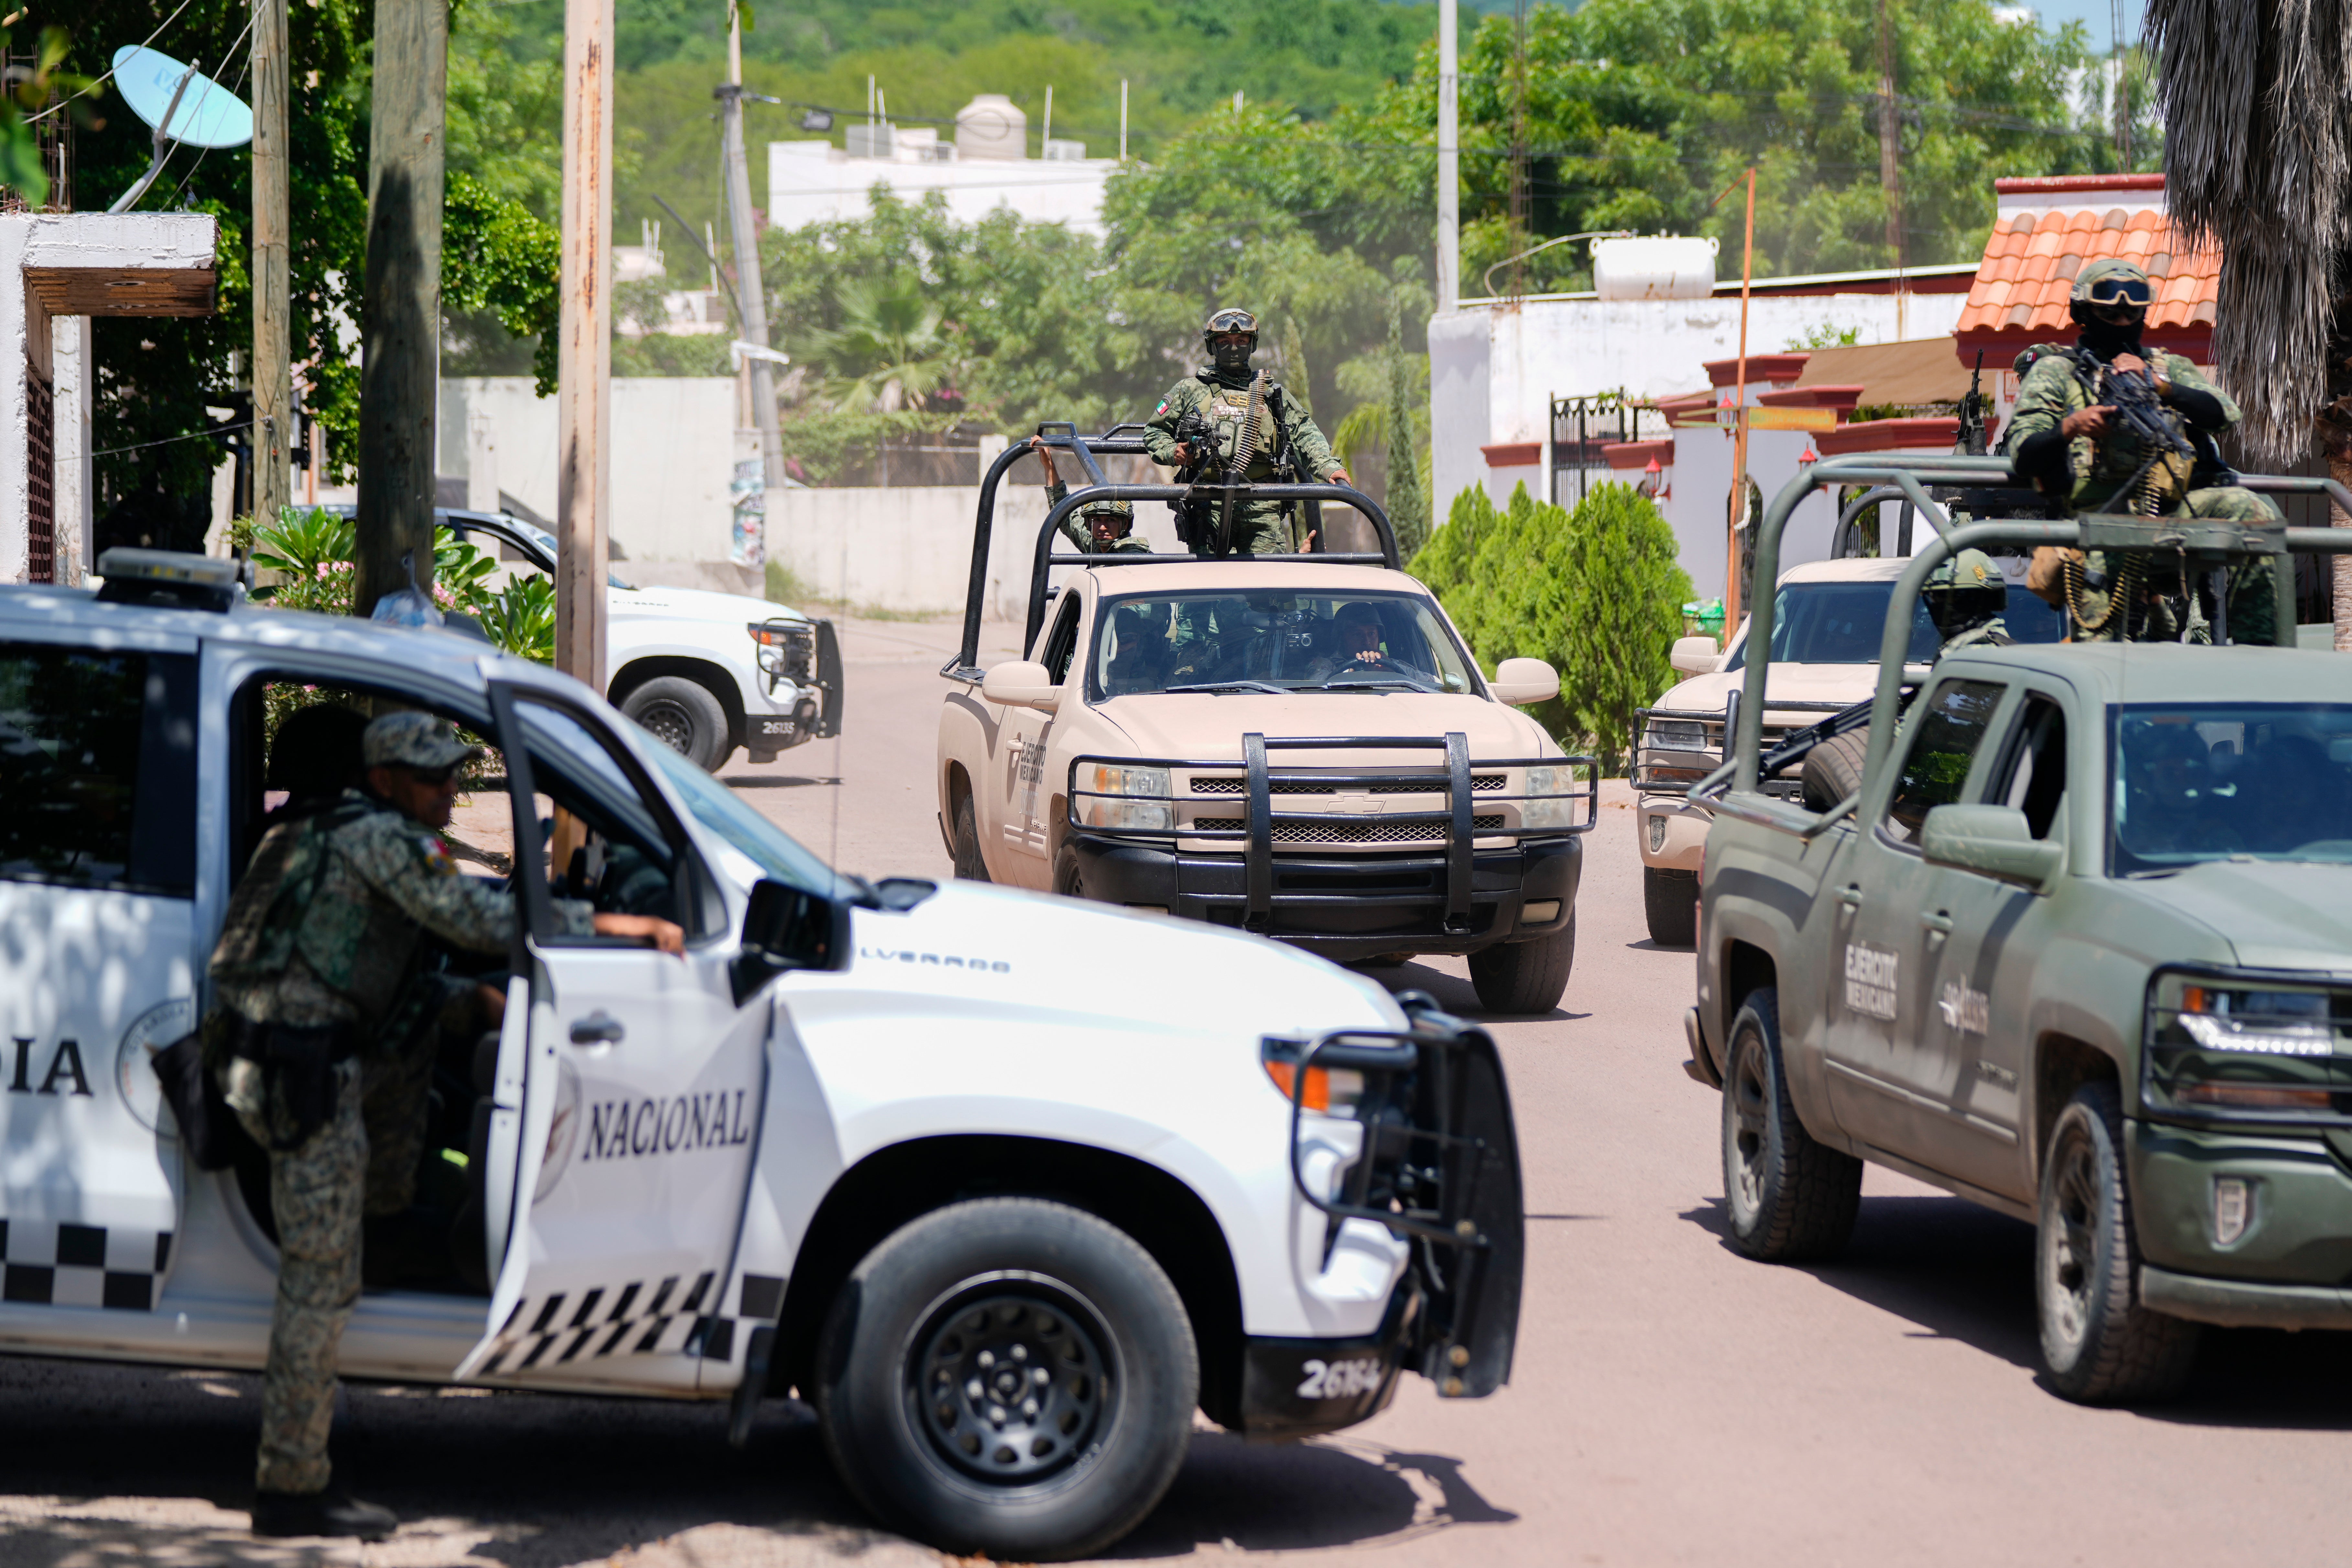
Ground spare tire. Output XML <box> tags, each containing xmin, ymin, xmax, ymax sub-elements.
<box><xmin>1800</xmin><ymin>729</ymin><xmax>1869</xmax><ymax>814</ymax></box>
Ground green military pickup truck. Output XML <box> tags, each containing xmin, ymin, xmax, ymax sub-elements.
<box><xmin>1686</xmin><ymin>454</ymin><xmax>2352</xmax><ymax>1403</ymax></box>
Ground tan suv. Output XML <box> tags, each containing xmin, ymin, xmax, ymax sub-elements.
<box><xmin>934</xmin><ymin>430</ymin><xmax>1597</xmax><ymax>1013</ymax></box>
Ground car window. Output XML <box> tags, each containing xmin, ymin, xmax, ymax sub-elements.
<box><xmin>512</xmin><ymin>697</ymin><xmax>701</xmax><ymax>934</ymax></box>
<box><xmin>1040</xmin><ymin>592</ymin><xmax>1083</xmax><ymax>683</ymax></box>
<box><xmin>0</xmin><ymin>641</ymin><xmax>196</xmax><ymax>895</ymax></box>
<box><xmin>2111</xmin><ymin>703</ymin><xmax>2352</xmax><ymax>873</ymax></box>
<box><xmin>1881</xmin><ymin>679</ymin><xmax>2004</xmax><ymax>845</ymax></box>
<box><xmin>1088</xmin><ymin>589</ymin><xmax>1478</xmax><ymax>698</ymax></box>
<box><xmin>642</xmin><ymin>740</ymin><xmax>843</xmax><ymax>899</ymax></box>
<box><xmin>1725</xmin><ymin>581</ymin><xmax>2063</xmax><ymax>670</ymax></box>
<box><xmin>1995</xmin><ymin>696</ymin><xmax>2068</xmax><ymax>840</ymax></box>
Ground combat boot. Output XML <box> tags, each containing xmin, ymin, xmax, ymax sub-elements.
<box><xmin>251</xmin><ymin>1487</ymin><xmax>398</xmax><ymax>1540</ymax></box>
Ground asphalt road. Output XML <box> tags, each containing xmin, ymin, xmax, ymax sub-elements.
<box><xmin>4</xmin><ymin>612</ymin><xmax>2348</xmax><ymax>1566</ymax></box>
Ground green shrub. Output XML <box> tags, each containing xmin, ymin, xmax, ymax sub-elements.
<box><xmin>1409</xmin><ymin>481</ymin><xmax>1692</xmax><ymax>773</ymax></box>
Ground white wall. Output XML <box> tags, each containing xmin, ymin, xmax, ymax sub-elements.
<box><xmin>437</xmin><ymin>377</ymin><xmax>738</xmax><ymax>567</ymax></box>
<box><xmin>768</xmin><ymin>142</ymin><xmax>1119</xmax><ymax>235</ymax></box>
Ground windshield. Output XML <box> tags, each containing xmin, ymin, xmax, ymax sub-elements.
<box><xmin>642</xmin><ymin>740</ymin><xmax>841</xmax><ymax>895</ymax></box>
<box><xmin>2112</xmin><ymin>704</ymin><xmax>2352</xmax><ymax>873</ymax></box>
<box><xmin>1089</xmin><ymin>590</ymin><xmax>1480</xmax><ymax>698</ymax></box>
<box><xmin>1725</xmin><ymin>581</ymin><xmax>2064</xmax><ymax>670</ymax></box>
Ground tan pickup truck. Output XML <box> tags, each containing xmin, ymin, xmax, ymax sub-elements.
<box><xmin>934</xmin><ymin>428</ymin><xmax>1598</xmax><ymax>1013</ymax></box>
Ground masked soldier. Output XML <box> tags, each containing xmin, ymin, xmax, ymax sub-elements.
<box><xmin>209</xmin><ymin>712</ymin><xmax>683</xmax><ymax>1541</ymax></box>
<box><xmin>1029</xmin><ymin>436</ymin><xmax>1151</xmax><ymax>555</ymax></box>
<box><xmin>1143</xmin><ymin>308</ymin><xmax>1350</xmax><ymax>555</ymax></box>
<box><xmin>2009</xmin><ymin>258</ymin><xmax>2280</xmax><ymax>643</ymax></box>
<box><xmin>1922</xmin><ymin>549</ymin><xmax>2013</xmax><ymax>655</ymax></box>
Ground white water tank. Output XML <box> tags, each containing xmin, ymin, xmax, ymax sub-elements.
<box><xmin>1592</xmin><ymin>236</ymin><xmax>1719</xmax><ymax>301</ymax></box>
<box><xmin>956</xmin><ymin>94</ymin><xmax>1027</xmax><ymax>160</ymax></box>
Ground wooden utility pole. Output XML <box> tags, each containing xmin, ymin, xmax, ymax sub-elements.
<box><xmin>555</xmin><ymin>0</ymin><xmax>614</xmax><ymax>687</ymax></box>
<box><xmin>1436</xmin><ymin>0</ymin><xmax>1457</xmax><ymax>313</ymax></box>
<box><xmin>252</xmin><ymin>0</ymin><xmax>291</xmax><ymax>532</ymax></box>
<box><xmin>1877</xmin><ymin>0</ymin><xmax>1902</xmax><ymax>268</ymax></box>
<box><xmin>1726</xmin><ymin>168</ymin><xmax>1756</xmax><ymax>636</ymax></box>
<box><xmin>718</xmin><ymin>0</ymin><xmax>782</xmax><ymax>486</ymax></box>
<box><xmin>355</xmin><ymin>0</ymin><xmax>448</xmax><ymax>616</ymax></box>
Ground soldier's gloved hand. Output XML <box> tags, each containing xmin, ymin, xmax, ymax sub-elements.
<box><xmin>593</xmin><ymin>912</ymin><xmax>685</xmax><ymax>955</ymax></box>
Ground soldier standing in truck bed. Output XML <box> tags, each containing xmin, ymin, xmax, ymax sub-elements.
<box><xmin>1143</xmin><ymin>308</ymin><xmax>1350</xmax><ymax>555</ymax></box>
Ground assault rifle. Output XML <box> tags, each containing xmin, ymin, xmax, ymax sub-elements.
<box><xmin>1957</xmin><ymin>351</ymin><xmax>1987</xmax><ymax>456</ymax></box>
<box><xmin>2085</xmin><ymin>353</ymin><xmax>2197</xmax><ymax>465</ymax></box>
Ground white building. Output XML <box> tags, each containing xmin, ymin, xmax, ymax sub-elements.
<box><xmin>768</xmin><ymin>94</ymin><xmax>1121</xmax><ymax>236</ymax></box>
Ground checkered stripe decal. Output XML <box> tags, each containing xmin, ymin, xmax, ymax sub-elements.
<box><xmin>476</xmin><ymin>1270</ymin><xmax>789</xmax><ymax>1377</ymax></box>
<box><xmin>0</xmin><ymin>1220</ymin><xmax>172</xmax><ymax>1311</ymax></box>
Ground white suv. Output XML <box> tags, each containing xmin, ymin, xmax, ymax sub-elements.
<box><xmin>0</xmin><ymin>550</ymin><xmax>1524</xmax><ymax>1561</ymax></box>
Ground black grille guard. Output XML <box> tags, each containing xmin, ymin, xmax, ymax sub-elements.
<box><xmin>1273</xmin><ymin>993</ymin><xmax>1525</xmax><ymax>1397</ymax></box>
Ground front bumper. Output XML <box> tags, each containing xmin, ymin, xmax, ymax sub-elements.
<box><xmin>2127</xmin><ymin>1121</ymin><xmax>2352</xmax><ymax>1301</ymax></box>
<box><xmin>1235</xmin><ymin>1279</ymin><xmax>1418</xmax><ymax>1441</ymax></box>
<box><xmin>1066</xmin><ymin>832</ymin><xmax>1581</xmax><ymax>961</ymax></box>
<box><xmin>2140</xmin><ymin>1266</ymin><xmax>2352</xmax><ymax>1330</ymax></box>
<box><xmin>1636</xmin><ymin>795</ymin><xmax>1711</xmax><ymax>872</ymax></box>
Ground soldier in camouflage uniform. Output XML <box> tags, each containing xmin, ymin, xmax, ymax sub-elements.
<box><xmin>1923</xmin><ymin>549</ymin><xmax>2013</xmax><ymax>655</ymax></box>
<box><xmin>1028</xmin><ymin>436</ymin><xmax>1151</xmax><ymax>555</ymax></box>
<box><xmin>209</xmin><ymin>712</ymin><xmax>682</xmax><ymax>1541</ymax></box>
<box><xmin>2008</xmin><ymin>258</ymin><xmax>2280</xmax><ymax>643</ymax></box>
<box><xmin>1143</xmin><ymin>308</ymin><xmax>1350</xmax><ymax>555</ymax></box>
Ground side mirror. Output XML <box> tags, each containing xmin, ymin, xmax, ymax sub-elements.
<box><xmin>1920</xmin><ymin>805</ymin><xmax>2064</xmax><ymax>891</ymax></box>
<box><xmin>1670</xmin><ymin>636</ymin><xmax>1721</xmax><ymax>676</ymax></box>
<box><xmin>981</xmin><ymin>659</ymin><xmax>1061</xmax><ymax>711</ymax></box>
<box><xmin>731</xmin><ymin>878</ymin><xmax>853</xmax><ymax>1003</ymax></box>
<box><xmin>1489</xmin><ymin>657</ymin><xmax>1559</xmax><ymax>706</ymax></box>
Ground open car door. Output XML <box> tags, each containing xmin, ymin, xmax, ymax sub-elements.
<box><xmin>455</xmin><ymin>683</ymin><xmax>769</xmax><ymax>1387</ymax></box>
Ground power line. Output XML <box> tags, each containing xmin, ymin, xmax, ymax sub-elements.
<box><xmin>24</xmin><ymin>0</ymin><xmax>203</xmax><ymax>123</ymax></box>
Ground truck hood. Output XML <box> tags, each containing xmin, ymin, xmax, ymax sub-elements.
<box><xmin>612</xmin><ymin>584</ymin><xmax>808</xmax><ymax>626</ymax></box>
<box><xmin>2138</xmin><ymin>861</ymin><xmax>2352</xmax><ymax>974</ymax></box>
<box><xmin>1655</xmin><ymin>662</ymin><xmax>1908</xmax><ymax>715</ymax></box>
<box><xmin>1092</xmin><ymin>691</ymin><xmax>1555</xmax><ymax>763</ymax></box>
<box><xmin>843</xmin><ymin>879</ymin><xmax>1408</xmax><ymax>1037</ymax></box>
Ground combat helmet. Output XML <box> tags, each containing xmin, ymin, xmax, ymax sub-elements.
<box><xmin>1202</xmin><ymin>307</ymin><xmax>1259</xmax><ymax>373</ymax></box>
<box><xmin>2070</xmin><ymin>257</ymin><xmax>2152</xmax><ymax>324</ymax></box>
<box><xmin>1078</xmin><ymin>493</ymin><xmax>1135</xmax><ymax>540</ymax></box>
<box><xmin>1922</xmin><ymin>548</ymin><xmax>2008</xmax><ymax>641</ymax></box>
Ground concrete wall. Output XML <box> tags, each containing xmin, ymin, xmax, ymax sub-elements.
<box><xmin>436</xmin><ymin>377</ymin><xmax>741</xmax><ymax>571</ymax></box>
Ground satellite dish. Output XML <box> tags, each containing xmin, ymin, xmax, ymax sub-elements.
<box><xmin>112</xmin><ymin>46</ymin><xmax>252</xmax><ymax>149</ymax></box>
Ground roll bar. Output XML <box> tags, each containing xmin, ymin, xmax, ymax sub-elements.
<box><xmin>946</xmin><ymin>423</ymin><xmax>1401</xmax><ymax>679</ymax></box>
<box><xmin>1702</xmin><ymin>455</ymin><xmax>2352</xmax><ymax>831</ymax></box>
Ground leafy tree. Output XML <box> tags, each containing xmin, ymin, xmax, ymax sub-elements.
<box><xmin>802</xmin><ymin>272</ymin><xmax>959</xmax><ymax>412</ymax></box>
<box><xmin>1412</xmin><ymin>480</ymin><xmax>1690</xmax><ymax>771</ymax></box>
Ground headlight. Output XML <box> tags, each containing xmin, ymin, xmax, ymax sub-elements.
<box><xmin>748</xmin><ymin>620</ymin><xmax>816</xmax><ymax>682</ymax></box>
<box><xmin>1074</xmin><ymin>763</ymin><xmax>1172</xmax><ymax>832</ymax></box>
<box><xmin>1646</xmin><ymin>720</ymin><xmax>1711</xmax><ymax>750</ymax></box>
<box><xmin>1520</xmin><ymin>762</ymin><xmax>1587</xmax><ymax>830</ymax></box>
<box><xmin>2146</xmin><ymin>974</ymin><xmax>2346</xmax><ymax>1115</ymax></box>
<box><xmin>1260</xmin><ymin>1037</ymin><xmax>1366</xmax><ymax>1116</ymax></box>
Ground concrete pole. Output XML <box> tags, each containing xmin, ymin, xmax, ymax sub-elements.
<box><xmin>1437</xmin><ymin>0</ymin><xmax>1458</xmax><ymax>313</ymax></box>
<box><xmin>720</xmin><ymin>1</ymin><xmax>783</xmax><ymax>487</ymax></box>
<box><xmin>252</xmin><ymin>0</ymin><xmax>291</xmax><ymax>534</ymax></box>
<box><xmin>555</xmin><ymin>0</ymin><xmax>613</xmax><ymax>689</ymax></box>
<box><xmin>355</xmin><ymin>0</ymin><xmax>448</xmax><ymax>616</ymax></box>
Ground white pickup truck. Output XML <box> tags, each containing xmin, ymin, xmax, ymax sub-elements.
<box><xmin>0</xmin><ymin>550</ymin><xmax>1523</xmax><ymax>1561</ymax></box>
<box><xmin>935</xmin><ymin>430</ymin><xmax>1598</xmax><ymax>1014</ymax></box>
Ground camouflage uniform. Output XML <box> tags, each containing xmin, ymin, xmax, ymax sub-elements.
<box><xmin>1046</xmin><ymin>480</ymin><xmax>1152</xmax><ymax>555</ymax></box>
<box><xmin>1143</xmin><ymin>369</ymin><xmax>1343</xmax><ymax>555</ymax></box>
<box><xmin>209</xmin><ymin>714</ymin><xmax>591</xmax><ymax>1498</ymax></box>
<box><xmin>2008</xmin><ymin>337</ymin><xmax>2280</xmax><ymax>645</ymax></box>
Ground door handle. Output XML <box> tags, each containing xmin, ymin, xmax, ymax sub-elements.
<box><xmin>1836</xmin><ymin>885</ymin><xmax>1864</xmax><ymax>909</ymax></box>
<box><xmin>569</xmin><ymin>1011</ymin><xmax>625</xmax><ymax>1045</ymax></box>
<box><xmin>1921</xmin><ymin>910</ymin><xmax>1955</xmax><ymax>935</ymax></box>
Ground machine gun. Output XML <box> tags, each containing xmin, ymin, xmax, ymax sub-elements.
<box><xmin>1956</xmin><ymin>351</ymin><xmax>1987</xmax><ymax>457</ymax></box>
<box><xmin>1170</xmin><ymin>409</ymin><xmax>1215</xmax><ymax>551</ymax></box>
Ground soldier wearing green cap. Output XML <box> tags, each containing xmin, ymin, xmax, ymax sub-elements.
<box><xmin>1142</xmin><ymin>308</ymin><xmax>1350</xmax><ymax>556</ymax></box>
<box><xmin>207</xmin><ymin>711</ymin><xmax>684</xmax><ymax>1541</ymax></box>
<box><xmin>2007</xmin><ymin>257</ymin><xmax>2280</xmax><ymax>643</ymax></box>
<box><xmin>1028</xmin><ymin>437</ymin><xmax>1151</xmax><ymax>554</ymax></box>
<box><xmin>1922</xmin><ymin>548</ymin><xmax>2014</xmax><ymax>654</ymax></box>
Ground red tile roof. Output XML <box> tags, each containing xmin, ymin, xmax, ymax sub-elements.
<box><xmin>1953</xmin><ymin>181</ymin><xmax>2218</xmax><ymax>360</ymax></box>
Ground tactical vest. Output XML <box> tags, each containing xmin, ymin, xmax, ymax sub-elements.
<box><xmin>211</xmin><ymin>799</ymin><xmax>427</xmax><ymax>1021</ymax></box>
<box><xmin>1198</xmin><ymin>377</ymin><xmax>1291</xmax><ymax>482</ymax></box>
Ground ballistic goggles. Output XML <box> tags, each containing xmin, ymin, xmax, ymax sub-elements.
<box><xmin>2082</xmin><ymin>274</ymin><xmax>2152</xmax><ymax>308</ymax></box>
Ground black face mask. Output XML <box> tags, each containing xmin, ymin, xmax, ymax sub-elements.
<box><xmin>2075</xmin><ymin>304</ymin><xmax>2145</xmax><ymax>359</ymax></box>
<box><xmin>1211</xmin><ymin>337</ymin><xmax>1254</xmax><ymax>374</ymax></box>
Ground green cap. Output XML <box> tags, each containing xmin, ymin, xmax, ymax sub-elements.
<box><xmin>363</xmin><ymin>711</ymin><xmax>482</xmax><ymax>770</ymax></box>
<box><xmin>1925</xmin><ymin>548</ymin><xmax>2001</xmax><ymax>594</ymax></box>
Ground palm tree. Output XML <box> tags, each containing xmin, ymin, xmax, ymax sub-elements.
<box><xmin>801</xmin><ymin>273</ymin><xmax>958</xmax><ymax>413</ymax></box>
<box><xmin>2146</xmin><ymin>0</ymin><xmax>2352</xmax><ymax>643</ymax></box>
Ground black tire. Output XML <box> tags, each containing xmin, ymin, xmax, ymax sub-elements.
<box><xmin>2036</xmin><ymin>1082</ymin><xmax>2200</xmax><ymax>1402</ymax></box>
<box><xmin>1643</xmin><ymin>866</ymin><xmax>1698</xmax><ymax>948</ymax></box>
<box><xmin>1800</xmin><ymin>729</ymin><xmax>1869</xmax><ymax>814</ymax></box>
<box><xmin>1052</xmin><ymin>842</ymin><xmax>1088</xmax><ymax>899</ymax></box>
<box><xmin>620</xmin><ymin>674</ymin><xmax>733</xmax><ymax>772</ymax></box>
<box><xmin>815</xmin><ymin>1198</ymin><xmax>1198</xmax><ymax>1562</ymax></box>
<box><xmin>1722</xmin><ymin>987</ymin><xmax>1862</xmax><ymax>1261</ymax></box>
<box><xmin>1467</xmin><ymin>913</ymin><xmax>1575</xmax><ymax>1014</ymax></box>
<box><xmin>952</xmin><ymin>794</ymin><xmax>991</xmax><ymax>882</ymax></box>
